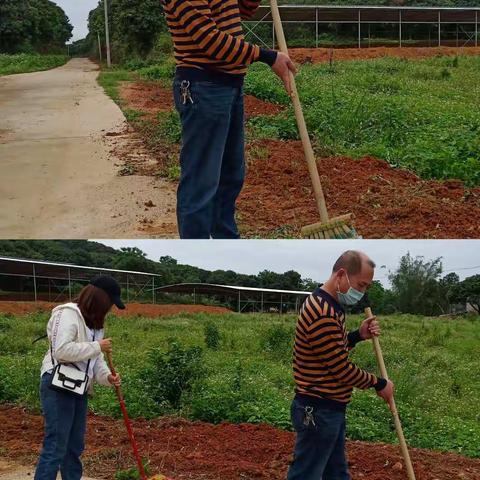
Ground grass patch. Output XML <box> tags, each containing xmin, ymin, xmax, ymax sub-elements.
<box><xmin>1</xmin><ymin>311</ymin><xmax>479</xmax><ymax>457</ymax></box>
<box><xmin>99</xmin><ymin>53</ymin><xmax>480</xmax><ymax>186</ymax></box>
<box><xmin>0</xmin><ymin>53</ymin><xmax>68</xmax><ymax>76</ymax></box>
<box><xmin>245</xmin><ymin>55</ymin><xmax>480</xmax><ymax>186</ymax></box>
<box><xmin>97</xmin><ymin>68</ymin><xmax>135</xmax><ymax>105</ymax></box>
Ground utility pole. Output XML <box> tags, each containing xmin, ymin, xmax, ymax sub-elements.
<box><xmin>104</xmin><ymin>0</ymin><xmax>112</xmax><ymax>67</ymax></box>
<box><xmin>98</xmin><ymin>32</ymin><xmax>102</xmax><ymax>61</ymax></box>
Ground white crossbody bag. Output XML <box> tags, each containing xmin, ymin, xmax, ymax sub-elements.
<box><xmin>48</xmin><ymin>322</ymin><xmax>94</xmax><ymax>396</ymax></box>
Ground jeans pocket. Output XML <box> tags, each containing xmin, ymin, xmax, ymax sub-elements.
<box><xmin>173</xmin><ymin>80</ymin><xmax>195</xmax><ymax>114</ymax></box>
<box><xmin>291</xmin><ymin>401</ymin><xmax>318</xmax><ymax>433</ymax></box>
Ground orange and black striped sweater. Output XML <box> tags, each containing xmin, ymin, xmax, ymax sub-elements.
<box><xmin>293</xmin><ymin>287</ymin><xmax>385</xmax><ymax>410</ymax></box>
<box><xmin>161</xmin><ymin>0</ymin><xmax>277</xmax><ymax>85</ymax></box>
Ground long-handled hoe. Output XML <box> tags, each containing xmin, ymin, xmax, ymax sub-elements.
<box><xmin>364</xmin><ymin>307</ymin><xmax>417</xmax><ymax>480</ymax></box>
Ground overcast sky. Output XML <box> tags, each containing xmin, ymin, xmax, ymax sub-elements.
<box><xmin>52</xmin><ymin>0</ymin><xmax>99</xmax><ymax>42</ymax></box>
<box><xmin>94</xmin><ymin>240</ymin><xmax>480</xmax><ymax>286</ymax></box>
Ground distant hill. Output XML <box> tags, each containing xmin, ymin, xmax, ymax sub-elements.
<box><xmin>0</xmin><ymin>240</ymin><xmax>317</xmax><ymax>291</ymax></box>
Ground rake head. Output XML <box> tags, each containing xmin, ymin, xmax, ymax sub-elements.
<box><xmin>301</xmin><ymin>213</ymin><xmax>358</xmax><ymax>239</ymax></box>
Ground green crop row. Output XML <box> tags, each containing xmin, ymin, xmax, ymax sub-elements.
<box><xmin>1</xmin><ymin>311</ymin><xmax>479</xmax><ymax>457</ymax></box>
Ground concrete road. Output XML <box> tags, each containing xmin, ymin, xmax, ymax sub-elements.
<box><xmin>0</xmin><ymin>58</ymin><xmax>177</xmax><ymax>238</ymax></box>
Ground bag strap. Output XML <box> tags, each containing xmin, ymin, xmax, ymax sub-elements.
<box><xmin>33</xmin><ymin>334</ymin><xmax>48</xmax><ymax>344</ymax></box>
<box><xmin>50</xmin><ymin>329</ymin><xmax>95</xmax><ymax>376</ymax></box>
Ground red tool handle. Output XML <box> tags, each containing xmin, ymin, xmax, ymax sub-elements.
<box><xmin>107</xmin><ymin>352</ymin><xmax>147</xmax><ymax>480</ymax></box>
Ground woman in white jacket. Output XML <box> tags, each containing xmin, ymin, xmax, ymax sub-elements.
<box><xmin>34</xmin><ymin>275</ymin><xmax>124</xmax><ymax>480</ymax></box>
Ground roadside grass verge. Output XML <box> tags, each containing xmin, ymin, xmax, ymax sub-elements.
<box><xmin>0</xmin><ymin>54</ymin><xmax>69</xmax><ymax>76</ymax></box>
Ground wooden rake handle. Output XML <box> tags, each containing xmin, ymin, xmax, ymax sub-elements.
<box><xmin>269</xmin><ymin>0</ymin><xmax>329</xmax><ymax>223</ymax></box>
<box><xmin>364</xmin><ymin>307</ymin><xmax>416</xmax><ymax>480</ymax></box>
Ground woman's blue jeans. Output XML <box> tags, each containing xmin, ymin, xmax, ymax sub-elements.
<box><xmin>34</xmin><ymin>373</ymin><xmax>88</xmax><ymax>480</ymax></box>
<box><xmin>287</xmin><ymin>395</ymin><xmax>351</xmax><ymax>480</ymax></box>
<box><xmin>173</xmin><ymin>78</ymin><xmax>245</xmax><ymax>239</ymax></box>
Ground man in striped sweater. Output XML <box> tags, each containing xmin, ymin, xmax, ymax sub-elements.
<box><xmin>288</xmin><ymin>250</ymin><xmax>395</xmax><ymax>480</ymax></box>
<box><xmin>161</xmin><ymin>0</ymin><xmax>296</xmax><ymax>238</ymax></box>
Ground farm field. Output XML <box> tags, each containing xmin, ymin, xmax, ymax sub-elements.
<box><xmin>0</xmin><ymin>54</ymin><xmax>68</xmax><ymax>76</ymax></box>
<box><xmin>99</xmin><ymin>46</ymin><xmax>480</xmax><ymax>238</ymax></box>
<box><xmin>0</xmin><ymin>308</ymin><xmax>479</xmax><ymax>479</ymax></box>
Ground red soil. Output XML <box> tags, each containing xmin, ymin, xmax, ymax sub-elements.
<box><xmin>116</xmin><ymin>51</ymin><xmax>480</xmax><ymax>239</ymax></box>
<box><xmin>289</xmin><ymin>46</ymin><xmax>480</xmax><ymax>64</ymax></box>
<box><xmin>119</xmin><ymin>81</ymin><xmax>283</xmax><ymax>120</ymax></box>
<box><xmin>0</xmin><ymin>301</ymin><xmax>230</xmax><ymax>317</ymax></box>
<box><xmin>238</xmin><ymin>139</ymin><xmax>480</xmax><ymax>238</ymax></box>
<box><xmin>1</xmin><ymin>406</ymin><xmax>479</xmax><ymax>479</ymax></box>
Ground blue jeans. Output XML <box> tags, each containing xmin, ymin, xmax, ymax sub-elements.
<box><xmin>34</xmin><ymin>373</ymin><xmax>88</xmax><ymax>480</ymax></box>
<box><xmin>173</xmin><ymin>78</ymin><xmax>245</xmax><ymax>239</ymax></box>
<box><xmin>287</xmin><ymin>395</ymin><xmax>350</xmax><ymax>480</ymax></box>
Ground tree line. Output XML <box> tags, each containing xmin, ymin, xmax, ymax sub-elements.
<box><xmin>0</xmin><ymin>0</ymin><xmax>72</xmax><ymax>53</ymax></box>
<box><xmin>0</xmin><ymin>240</ymin><xmax>478</xmax><ymax>316</ymax></box>
<box><xmin>84</xmin><ymin>0</ymin><xmax>480</xmax><ymax>64</ymax></box>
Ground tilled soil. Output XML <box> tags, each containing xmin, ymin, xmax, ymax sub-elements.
<box><xmin>238</xmin><ymin>139</ymin><xmax>480</xmax><ymax>238</ymax></box>
<box><xmin>0</xmin><ymin>301</ymin><xmax>230</xmax><ymax>317</ymax></box>
<box><xmin>1</xmin><ymin>406</ymin><xmax>479</xmax><ymax>479</ymax></box>
<box><xmin>289</xmin><ymin>46</ymin><xmax>480</xmax><ymax>64</ymax></box>
<box><xmin>116</xmin><ymin>49</ymin><xmax>480</xmax><ymax>238</ymax></box>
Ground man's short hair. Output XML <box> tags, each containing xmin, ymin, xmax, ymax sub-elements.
<box><xmin>333</xmin><ymin>250</ymin><xmax>376</xmax><ymax>275</ymax></box>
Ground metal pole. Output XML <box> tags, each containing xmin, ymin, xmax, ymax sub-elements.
<box><xmin>152</xmin><ymin>277</ymin><xmax>155</xmax><ymax>304</ymax></box>
<box><xmin>438</xmin><ymin>11</ymin><xmax>441</xmax><ymax>47</ymax></box>
<box><xmin>280</xmin><ymin>294</ymin><xmax>283</xmax><ymax>314</ymax></box>
<box><xmin>98</xmin><ymin>32</ymin><xmax>102</xmax><ymax>61</ymax></box>
<box><xmin>456</xmin><ymin>24</ymin><xmax>459</xmax><ymax>47</ymax></box>
<box><xmin>358</xmin><ymin>10</ymin><xmax>361</xmax><ymax>48</ymax></box>
<box><xmin>474</xmin><ymin>11</ymin><xmax>478</xmax><ymax>47</ymax></box>
<box><xmin>68</xmin><ymin>268</ymin><xmax>72</xmax><ymax>301</ymax></box>
<box><xmin>368</xmin><ymin>24</ymin><xmax>371</xmax><ymax>48</ymax></box>
<box><xmin>104</xmin><ymin>0</ymin><xmax>112</xmax><ymax>67</ymax></box>
<box><xmin>315</xmin><ymin>8</ymin><xmax>319</xmax><ymax>48</ymax></box>
<box><xmin>399</xmin><ymin>10</ymin><xmax>402</xmax><ymax>48</ymax></box>
<box><xmin>238</xmin><ymin>291</ymin><xmax>241</xmax><ymax>313</ymax></box>
<box><xmin>33</xmin><ymin>265</ymin><xmax>37</xmax><ymax>303</ymax></box>
<box><xmin>193</xmin><ymin>288</ymin><xmax>196</xmax><ymax>305</ymax></box>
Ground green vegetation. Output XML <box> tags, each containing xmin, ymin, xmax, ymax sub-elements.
<box><xmin>245</xmin><ymin>55</ymin><xmax>480</xmax><ymax>186</ymax></box>
<box><xmin>0</xmin><ymin>53</ymin><xmax>68</xmax><ymax>76</ymax></box>
<box><xmin>87</xmin><ymin>1</ymin><xmax>168</xmax><ymax>62</ymax></box>
<box><xmin>97</xmin><ymin>51</ymin><xmax>480</xmax><ymax>187</ymax></box>
<box><xmin>1</xmin><ymin>311</ymin><xmax>479</xmax><ymax>457</ymax></box>
<box><xmin>0</xmin><ymin>0</ymin><xmax>72</xmax><ymax>53</ymax></box>
<box><xmin>97</xmin><ymin>69</ymin><xmax>134</xmax><ymax>104</ymax></box>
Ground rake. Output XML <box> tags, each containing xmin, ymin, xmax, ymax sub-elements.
<box><xmin>270</xmin><ymin>0</ymin><xmax>358</xmax><ymax>239</ymax></box>
<box><xmin>364</xmin><ymin>307</ymin><xmax>417</xmax><ymax>480</ymax></box>
<box><xmin>106</xmin><ymin>352</ymin><xmax>173</xmax><ymax>480</ymax></box>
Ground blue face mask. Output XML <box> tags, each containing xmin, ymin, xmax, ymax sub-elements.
<box><xmin>337</xmin><ymin>273</ymin><xmax>364</xmax><ymax>306</ymax></box>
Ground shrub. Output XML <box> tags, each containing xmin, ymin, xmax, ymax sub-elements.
<box><xmin>260</xmin><ymin>324</ymin><xmax>294</xmax><ymax>361</ymax></box>
<box><xmin>143</xmin><ymin>340</ymin><xmax>205</xmax><ymax>409</ymax></box>
<box><xmin>204</xmin><ymin>322</ymin><xmax>220</xmax><ymax>350</ymax></box>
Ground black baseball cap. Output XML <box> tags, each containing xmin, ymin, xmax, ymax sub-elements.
<box><xmin>90</xmin><ymin>275</ymin><xmax>126</xmax><ymax>309</ymax></box>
